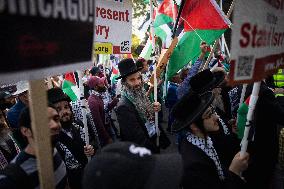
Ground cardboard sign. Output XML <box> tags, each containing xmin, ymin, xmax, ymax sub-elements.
<box><xmin>94</xmin><ymin>43</ymin><xmax>113</xmax><ymax>54</ymax></box>
<box><xmin>229</xmin><ymin>0</ymin><xmax>284</xmax><ymax>85</ymax></box>
<box><xmin>95</xmin><ymin>0</ymin><xmax>132</xmax><ymax>54</ymax></box>
<box><xmin>0</xmin><ymin>0</ymin><xmax>94</xmax><ymax>84</ymax></box>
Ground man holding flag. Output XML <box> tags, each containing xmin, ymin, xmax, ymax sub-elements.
<box><xmin>116</xmin><ymin>58</ymin><xmax>170</xmax><ymax>153</ymax></box>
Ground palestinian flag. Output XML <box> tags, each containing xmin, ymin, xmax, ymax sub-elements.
<box><xmin>167</xmin><ymin>0</ymin><xmax>231</xmax><ymax>79</ymax></box>
<box><xmin>139</xmin><ymin>37</ymin><xmax>153</xmax><ymax>59</ymax></box>
<box><xmin>112</xmin><ymin>66</ymin><xmax>119</xmax><ymax>75</ymax></box>
<box><xmin>62</xmin><ymin>72</ymin><xmax>80</xmax><ymax>102</ymax></box>
<box><xmin>154</xmin><ymin>0</ymin><xmax>178</xmax><ymax>47</ymax></box>
<box><xmin>154</xmin><ymin>0</ymin><xmax>178</xmax><ymax>27</ymax></box>
<box><xmin>155</xmin><ymin>23</ymin><xmax>173</xmax><ymax>48</ymax></box>
<box><xmin>138</xmin><ymin>13</ymin><xmax>152</xmax><ymax>34</ymax></box>
<box><xmin>140</xmin><ymin>0</ymin><xmax>176</xmax><ymax>58</ymax></box>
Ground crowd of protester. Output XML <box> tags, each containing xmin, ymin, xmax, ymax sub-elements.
<box><xmin>0</xmin><ymin>42</ymin><xmax>284</xmax><ymax>189</ymax></box>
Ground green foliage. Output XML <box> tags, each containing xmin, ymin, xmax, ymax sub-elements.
<box><xmin>133</xmin><ymin>0</ymin><xmax>147</xmax><ymax>18</ymax></box>
<box><xmin>131</xmin><ymin>34</ymin><xmax>141</xmax><ymax>58</ymax></box>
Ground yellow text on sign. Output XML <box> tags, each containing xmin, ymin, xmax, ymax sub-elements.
<box><xmin>94</xmin><ymin>43</ymin><xmax>113</xmax><ymax>54</ymax></box>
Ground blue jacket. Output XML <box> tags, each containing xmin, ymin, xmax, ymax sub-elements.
<box><xmin>7</xmin><ymin>100</ymin><xmax>26</xmax><ymax>128</ymax></box>
<box><xmin>166</xmin><ymin>82</ymin><xmax>179</xmax><ymax>109</ymax></box>
<box><xmin>177</xmin><ymin>59</ymin><xmax>204</xmax><ymax>99</ymax></box>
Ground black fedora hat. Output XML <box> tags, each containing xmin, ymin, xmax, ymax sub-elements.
<box><xmin>47</xmin><ymin>88</ymin><xmax>71</xmax><ymax>104</ymax></box>
<box><xmin>189</xmin><ymin>69</ymin><xmax>225</xmax><ymax>94</ymax></box>
<box><xmin>116</xmin><ymin>58</ymin><xmax>142</xmax><ymax>80</ymax></box>
<box><xmin>171</xmin><ymin>91</ymin><xmax>214</xmax><ymax>132</ymax></box>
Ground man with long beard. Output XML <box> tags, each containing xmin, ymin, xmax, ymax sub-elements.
<box><xmin>116</xmin><ymin>59</ymin><xmax>170</xmax><ymax>153</ymax></box>
<box><xmin>47</xmin><ymin>88</ymin><xmax>94</xmax><ymax>189</ymax></box>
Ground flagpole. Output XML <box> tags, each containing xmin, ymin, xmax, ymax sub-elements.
<box><xmin>201</xmin><ymin>0</ymin><xmax>235</xmax><ymax>71</ymax></box>
<box><xmin>77</xmin><ymin>70</ymin><xmax>91</xmax><ymax>162</ymax></box>
<box><xmin>219</xmin><ymin>0</ymin><xmax>225</xmax><ymax>54</ymax></box>
<box><xmin>240</xmin><ymin>82</ymin><xmax>261</xmax><ymax>157</ymax></box>
<box><xmin>150</xmin><ymin>0</ymin><xmax>155</xmax><ymax>52</ymax></box>
<box><xmin>172</xmin><ymin>0</ymin><xmax>186</xmax><ymax>38</ymax></box>
<box><xmin>150</xmin><ymin>0</ymin><xmax>160</xmax><ymax>147</ymax></box>
<box><xmin>224</xmin><ymin>37</ymin><xmax>231</xmax><ymax>57</ymax></box>
<box><xmin>171</xmin><ymin>0</ymin><xmax>177</xmax><ymax>34</ymax></box>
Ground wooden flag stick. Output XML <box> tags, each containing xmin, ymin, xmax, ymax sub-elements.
<box><xmin>29</xmin><ymin>79</ymin><xmax>55</xmax><ymax>189</ymax></box>
<box><xmin>150</xmin><ymin>0</ymin><xmax>160</xmax><ymax>146</ymax></box>
<box><xmin>149</xmin><ymin>37</ymin><xmax>178</xmax><ymax>85</ymax></box>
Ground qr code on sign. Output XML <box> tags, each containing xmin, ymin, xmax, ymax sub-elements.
<box><xmin>235</xmin><ymin>55</ymin><xmax>255</xmax><ymax>79</ymax></box>
<box><xmin>120</xmin><ymin>41</ymin><xmax>130</xmax><ymax>53</ymax></box>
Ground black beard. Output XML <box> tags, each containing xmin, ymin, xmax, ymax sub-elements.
<box><xmin>51</xmin><ymin>134</ymin><xmax>60</xmax><ymax>147</ymax></box>
<box><xmin>0</xmin><ymin>102</ymin><xmax>14</xmax><ymax>110</ymax></box>
<box><xmin>96</xmin><ymin>86</ymin><xmax>106</xmax><ymax>93</ymax></box>
<box><xmin>60</xmin><ymin>119</ymin><xmax>73</xmax><ymax>130</ymax></box>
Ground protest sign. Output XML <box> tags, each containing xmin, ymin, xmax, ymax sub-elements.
<box><xmin>95</xmin><ymin>0</ymin><xmax>132</xmax><ymax>54</ymax></box>
<box><xmin>229</xmin><ymin>0</ymin><xmax>284</xmax><ymax>85</ymax></box>
<box><xmin>94</xmin><ymin>42</ymin><xmax>113</xmax><ymax>54</ymax></box>
<box><xmin>0</xmin><ymin>0</ymin><xmax>94</xmax><ymax>84</ymax></box>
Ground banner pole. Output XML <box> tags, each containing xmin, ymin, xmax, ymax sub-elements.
<box><xmin>29</xmin><ymin>79</ymin><xmax>55</xmax><ymax>189</ymax></box>
<box><xmin>240</xmin><ymin>82</ymin><xmax>261</xmax><ymax>157</ymax></box>
<box><xmin>150</xmin><ymin>0</ymin><xmax>160</xmax><ymax>147</ymax></box>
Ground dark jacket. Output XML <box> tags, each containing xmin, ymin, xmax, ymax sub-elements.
<box><xmin>180</xmin><ymin>139</ymin><xmax>246</xmax><ymax>189</ymax></box>
<box><xmin>116</xmin><ymin>97</ymin><xmax>170</xmax><ymax>153</ymax></box>
<box><xmin>56</xmin><ymin>121</ymin><xmax>88</xmax><ymax>189</ymax></box>
<box><xmin>210</xmin><ymin>110</ymin><xmax>240</xmax><ymax>169</ymax></box>
<box><xmin>244</xmin><ymin>82</ymin><xmax>284</xmax><ymax>189</ymax></box>
<box><xmin>88</xmin><ymin>94</ymin><xmax>111</xmax><ymax>146</ymax></box>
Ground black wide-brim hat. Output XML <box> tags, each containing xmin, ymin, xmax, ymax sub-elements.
<box><xmin>47</xmin><ymin>88</ymin><xmax>71</xmax><ymax>104</ymax></box>
<box><xmin>189</xmin><ymin>69</ymin><xmax>225</xmax><ymax>94</ymax></box>
<box><xmin>171</xmin><ymin>91</ymin><xmax>214</xmax><ymax>132</ymax></box>
<box><xmin>116</xmin><ymin>58</ymin><xmax>143</xmax><ymax>80</ymax></box>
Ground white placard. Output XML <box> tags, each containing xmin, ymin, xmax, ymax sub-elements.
<box><xmin>229</xmin><ymin>0</ymin><xmax>284</xmax><ymax>84</ymax></box>
<box><xmin>95</xmin><ymin>0</ymin><xmax>132</xmax><ymax>54</ymax></box>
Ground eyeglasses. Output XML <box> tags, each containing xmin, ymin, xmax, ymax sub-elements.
<box><xmin>202</xmin><ymin>106</ymin><xmax>216</xmax><ymax>119</ymax></box>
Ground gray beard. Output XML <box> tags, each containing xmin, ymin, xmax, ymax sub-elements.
<box><xmin>122</xmin><ymin>82</ymin><xmax>154</xmax><ymax>121</ymax></box>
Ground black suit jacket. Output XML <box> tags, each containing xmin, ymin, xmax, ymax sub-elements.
<box><xmin>244</xmin><ymin>82</ymin><xmax>284</xmax><ymax>188</ymax></box>
<box><xmin>116</xmin><ymin>97</ymin><xmax>160</xmax><ymax>153</ymax></box>
<box><xmin>180</xmin><ymin>139</ymin><xmax>245</xmax><ymax>189</ymax></box>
